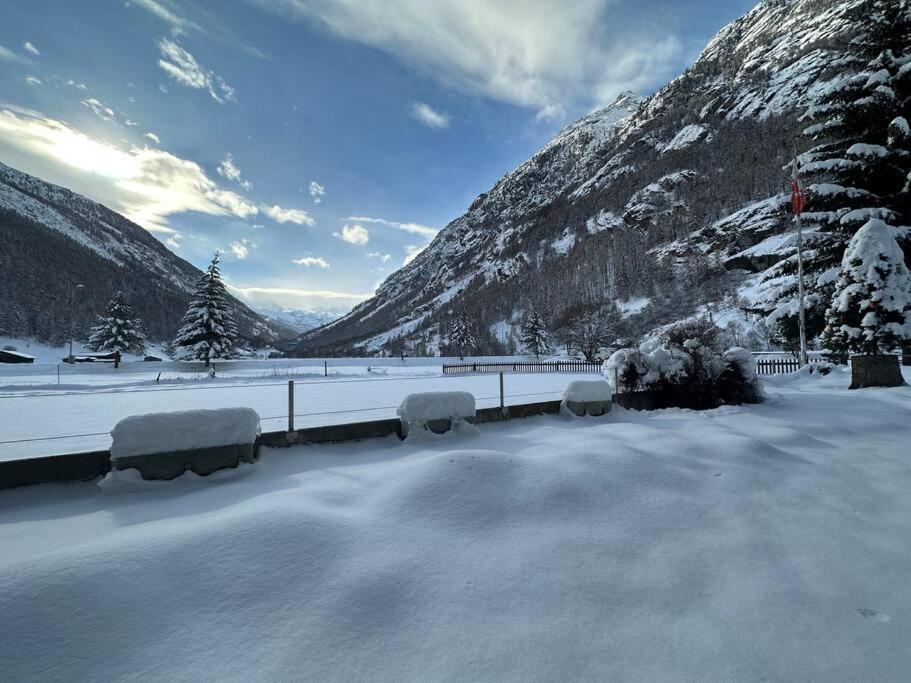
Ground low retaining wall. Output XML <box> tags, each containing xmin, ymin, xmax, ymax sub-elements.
<box><xmin>0</xmin><ymin>399</ymin><xmax>567</xmax><ymax>491</ymax></box>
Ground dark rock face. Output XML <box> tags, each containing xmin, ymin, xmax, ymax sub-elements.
<box><xmin>850</xmin><ymin>355</ymin><xmax>906</xmax><ymax>390</ymax></box>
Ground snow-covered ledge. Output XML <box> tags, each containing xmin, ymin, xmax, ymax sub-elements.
<box><xmin>561</xmin><ymin>380</ymin><xmax>612</xmax><ymax>417</ymax></box>
<box><xmin>396</xmin><ymin>391</ymin><xmax>476</xmax><ymax>438</ymax></box>
<box><xmin>109</xmin><ymin>408</ymin><xmax>261</xmax><ymax>480</ymax></box>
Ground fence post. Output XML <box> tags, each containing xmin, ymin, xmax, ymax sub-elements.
<box><xmin>499</xmin><ymin>371</ymin><xmax>505</xmax><ymax>414</ymax></box>
<box><xmin>324</xmin><ymin>360</ymin><xmax>328</xmax><ymax>377</ymax></box>
<box><xmin>287</xmin><ymin>380</ymin><xmax>295</xmax><ymax>432</ymax></box>
<box><xmin>614</xmin><ymin>366</ymin><xmax>619</xmax><ymax>398</ymax></box>
<box><xmin>57</xmin><ymin>363</ymin><xmax>60</xmax><ymax>384</ymax></box>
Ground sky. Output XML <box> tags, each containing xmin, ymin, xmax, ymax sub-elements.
<box><xmin>0</xmin><ymin>0</ymin><xmax>757</xmax><ymax>312</ymax></box>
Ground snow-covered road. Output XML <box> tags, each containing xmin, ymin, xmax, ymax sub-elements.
<box><xmin>2</xmin><ymin>367</ymin><xmax>910</xmax><ymax>680</ymax></box>
<box><xmin>0</xmin><ymin>371</ymin><xmax>593</xmax><ymax>460</ymax></box>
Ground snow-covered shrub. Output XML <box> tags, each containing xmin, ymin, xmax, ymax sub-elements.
<box><xmin>397</xmin><ymin>391</ymin><xmax>477</xmax><ymax>438</ymax></box>
<box><xmin>603</xmin><ymin>319</ymin><xmax>763</xmax><ymax>408</ymax></box>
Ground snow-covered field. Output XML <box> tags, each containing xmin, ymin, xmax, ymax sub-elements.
<box><xmin>0</xmin><ymin>351</ymin><xmax>594</xmax><ymax>460</ymax></box>
<box><xmin>2</xmin><ymin>368</ymin><xmax>910</xmax><ymax>680</ymax></box>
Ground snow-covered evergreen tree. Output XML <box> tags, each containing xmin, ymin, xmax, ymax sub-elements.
<box><xmin>821</xmin><ymin>219</ymin><xmax>911</xmax><ymax>355</ymax></box>
<box><xmin>86</xmin><ymin>291</ymin><xmax>146</xmax><ymax>354</ymax></box>
<box><xmin>448</xmin><ymin>310</ymin><xmax>476</xmax><ymax>360</ymax></box>
<box><xmin>765</xmin><ymin>1</ymin><xmax>911</xmax><ymax>337</ymax></box>
<box><xmin>173</xmin><ymin>253</ymin><xmax>238</xmax><ymax>366</ymax></box>
<box><xmin>520</xmin><ymin>309</ymin><xmax>549</xmax><ymax>358</ymax></box>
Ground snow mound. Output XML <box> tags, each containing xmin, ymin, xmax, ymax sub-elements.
<box><xmin>110</xmin><ymin>408</ymin><xmax>261</xmax><ymax>458</ymax></box>
<box><xmin>563</xmin><ymin>380</ymin><xmax>612</xmax><ymax>402</ymax></box>
<box><xmin>396</xmin><ymin>391</ymin><xmax>476</xmax><ymax>423</ymax></box>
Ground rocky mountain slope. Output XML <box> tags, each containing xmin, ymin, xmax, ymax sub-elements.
<box><xmin>0</xmin><ymin>162</ymin><xmax>293</xmax><ymax>344</ymax></box>
<box><xmin>301</xmin><ymin>0</ymin><xmax>888</xmax><ymax>356</ymax></box>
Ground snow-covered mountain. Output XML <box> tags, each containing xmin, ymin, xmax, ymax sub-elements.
<box><xmin>254</xmin><ymin>305</ymin><xmax>346</xmax><ymax>333</ymax></box>
<box><xmin>0</xmin><ymin>162</ymin><xmax>294</xmax><ymax>344</ymax></box>
<box><xmin>302</xmin><ymin>0</ymin><xmax>892</xmax><ymax>356</ymax></box>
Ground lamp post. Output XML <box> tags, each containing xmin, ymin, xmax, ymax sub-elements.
<box><xmin>68</xmin><ymin>284</ymin><xmax>85</xmax><ymax>363</ymax></box>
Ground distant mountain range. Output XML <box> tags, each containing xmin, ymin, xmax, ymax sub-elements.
<box><xmin>253</xmin><ymin>305</ymin><xmax>346</xmax><ymax>333</ymax></box>
<box><xmin>301</xmin><ymin>0</ymin><xmax>895</xmax><ymax>356</ymax></box>
<box><xmin>0</xmin><ymin>161</ymin><xmax>295</xmax><ymax>344</ymax></box>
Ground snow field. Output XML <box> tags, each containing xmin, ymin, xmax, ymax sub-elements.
<box><xmin>1</xmin><ymin>368</ymin><xmax>910</xmax><ymax>680</ymax></box>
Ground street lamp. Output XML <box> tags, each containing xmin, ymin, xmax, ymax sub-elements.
<box><xmin>68</xmin><ymin>284</ymin><xmax>85</xmax><ymax>363</ymax></box>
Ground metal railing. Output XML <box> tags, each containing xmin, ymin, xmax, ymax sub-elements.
<box><xmin>443</xmin><ymin>361</ymin><xmax>601</xmax><ymax>375</ymax></box>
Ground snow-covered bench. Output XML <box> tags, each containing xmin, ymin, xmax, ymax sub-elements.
<box><xmin>109</xmin><ymin>408</ymin><xmax>261</xmax><ymax>480</ymax></box>
<box><xmin>561</xmin><ymin>380</ymin><xmax>612</xmax><ymax>417</ymax></box>
<box><xmin>397</xmin><ymin>391</ymin><xmax>476</xmax><ymax>438</ymax></box>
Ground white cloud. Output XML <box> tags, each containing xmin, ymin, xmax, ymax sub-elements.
<box><xmin>217</xmin><ymin>153</ymin><xmax>252</xmax><ymax>190</ymax></box>
<box><xmin>0</xmin><ymin>45</ymin><xmax>32</xmax><ymax>65</ymax></box>
<box><xmin>228</xmin><ymin>284</ymin><xmax>370</xmax><ymax>310</ymax></box>
<box><xmin>65</xmin><ymin>80</ymin><xmax>88</xmax><ymax>90</ymax></box>
<box><xmin>403</xmin><ymin>244</ymin><xmax>426</xmax><ymax>265</ymax></box>
<box><xmin>367</xmin><ymin>252</ymin><xmax>392</xmax><ymax>263</ymax></box>
<box><xmin>292</xmin><ymin>256</ymin><xmax>330</xmax><ymax>268</ymax></box>
<box><xmin>25</xmin><ymin>75</ymin><xmax>42</xmax><ymax>87</ymax></box>
<box><xmin>131</xmin><ymin>0</ymin><xmax>205</xmax><ymax>33</ymax></box>
<box><xmin>348</xmin><ymin>215</ymin><xmax>438</xmax><ymax>239</ymax></box>
<box><xmin>411</xmin><ymin>102</ymin><xmax>449</xmax><ymax>129</ymax></box>
<box><xmin>263</xmin><ymin>204</ymin><xmax>314</xmax><ymax>225</ymax></box>
<box><xmin>165</xmin><ymin>233</ymin><xmax>182</xmax><ymax>249</ymax></box>
<box><xmin>81</xmin><ymin>98</ymin><xmax>116</xmax><ymax>122</ymax></box>
<box><xmin>143</xmin><ymin>132</ymin><xmax>161</xmax><ymax>144</ymax></box>
<box><xmin>228</xmin><ymin>238</ymin><xmax>257</xmax><ymax>260</ymax></box>
<box><xmin>23</xmin><ymin>42</ymin><xmax>40</xmax><ymax>57</ymax></box>
<box><xmin>157</xmin><ymin>38</ymin><xmax>235</xmax><ymax>103</ymax></box>
<box><xmin>0</xmin><ymin>107</ymin><xmax>260</xmax><ymax>233</ymax></box>
<box><xmin>534</xmin><ymin>103</ymin><xmax>566</xmax><ymax>123</ymax></box>
<box><xmin>251</xmin><ymin>0</ymin><xmax>684</xmax><ymax>110</ymax></box>
<box><xmin>334</xmin><ymin>223</ymin><xmax>369</xmax><ymax>245</ymax></box>
<box><xmin>308</xmin><ymin>180</ymin><xmax>325</xmax><ymax>203</ymax></box>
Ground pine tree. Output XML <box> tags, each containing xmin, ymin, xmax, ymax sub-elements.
<box><xmin>448</xmin><ymin>310</ymin><xmax>476</xmax><ymax>360</ymax></box>
<box><xmin>173</xmin><ymin>253</ymin><xmax>239</xmax><ymax>366</ymax></box>
<box><xmin>520</xmin><ymin>308</ymin><xmax>549</xmax><ymax>358</ymax></box>
<box><xmin>86</xmin><ymin>291</ymin><xmax>147</xmax><ymax>354</ymax></box>
<box><xmin>764</xmin><ymin>1</ymin><xmax>911</xmax><ymax>336</ymax></box>
<box><xmin>821</xmin><ymin>219</ymin><xmax>911</xmax><ymax>355</ymax></box>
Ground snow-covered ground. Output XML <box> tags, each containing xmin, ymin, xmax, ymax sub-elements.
<box><xmin>0</xmin><ymin>358</ymin><xmax>594</xmax><ymax>460</ymax></box>
<box><xmin>1</xmin><ymin>367</ymin><xmax>910</xmax><ymax>680</ymax></box>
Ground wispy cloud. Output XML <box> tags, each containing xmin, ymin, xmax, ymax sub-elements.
<box><xmin>157</xmin><ymin>38</ymin><xmax>235</xmax><ymax>103</ymax></box>
<box><xmin>81</xmin><ymin>98</ymin><xmax>116</xmax><ymax>122</ymax></box>
<box><xmin>0</xmin><ymin>44</ymin><xmax>32</xmax><ymax>66</ymax></box>
<box><xmin>0</xmin><ymin>107</ymin><xmax>259</xmax><ymax>233</ymax></box>
<box><xmin>228</xmin><ymin>284</ymin><xmax>371</xmax><ymax>310</ymax></box>
<box><xmin>217</xmin><ymin>153</ymin><xmax>252</xmax><ymax>190</ymax></box>
<box><xmin>292</xmin><ymin>256</ymin><xmax>330</xmax><ymax>268</ymax></box>
<box><xmin>334</xmin><ymin>223</ymin><xmax>369</xmax><ymax>245</ymax></box>
<box><xmin>308</xmin><ymin>180</ymin><xmax>325</xmax><ymax>203</ymax></box>
<box><xmin>228</xmin><ymin>238</ymin><xmax>257</xmax><ymax>259</ymax></box>
<box><xmin>411</xmin><ymin>102</ymin><xmax>449</xmax><ymax>129</ymax></box>
<box><xmin>403</xmin><ymin>244</ymin><xmax>426</xmax><ymax>265</ymax></box>
<box><xmin>143</xmin><ymin>131</ymin><xmax>161</xmax><ymax>144</ymax></box>
<box><xmin>131</xmin><ymin>0</ymin><xmax>205</xmax><ymax>34</ymax></box>
<box><xmin>25</xmin><ymin>75</ymin><xmax>42</xmax><ymax>87</ymax></box>
<box><xmin>534</xmin><ymin>103</ymin><xmax>566</xmax><ymax>123</ymax></box>
<box><xmin>22</xmin><ymin>42</ymin><xmax>40</xmax><ymax>57</ymax></box>
<box><xmin>263</xmin><ymin>204</ymin><xmax>314</xmax><ymax>225</ymax></box>
<box><xmin>252</xmin><ymin>0</ymin><xmax>684</xmax><ymax>110</ymax></box>
<box><xmin>367</xmin><ymin>252</ymin><xmax>392</xmax><ymax>263</ymax></box>
<box><xmin>348</xmin><ymin>215</ymin><xmax>438</xmax><ymax>239</ymax></box>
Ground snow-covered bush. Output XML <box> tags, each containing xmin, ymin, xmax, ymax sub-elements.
<box><xmin>603</xmin><ymin>319</ymin><xmax>763</xmax><ymax>408</ymax></box>
<box><xmin>397</xmin><ymin>391</ymin><xmax>477</xmax><ymax>438</ymax></box>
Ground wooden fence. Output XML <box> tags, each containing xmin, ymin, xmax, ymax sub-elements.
<box><xmin>755</xmin><ymin>358</ymin><xmax>802</xmax><ymax>375</ymax></box>
<box><xmin>443</xmin><ymin>361</ymin><xmax>602</xmax><ymax>375</ymax></box>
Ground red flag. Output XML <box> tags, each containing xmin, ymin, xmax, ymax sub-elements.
<box><xmin>790</xmin><ymin>158</ymin><xmax>806</xmax><ymax>216</ymax></box>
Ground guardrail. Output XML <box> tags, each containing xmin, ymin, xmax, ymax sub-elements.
<box><xmin>443</xmin><ymin>361</ymin><xmax>601</xmax><ymax>375</ymax></box>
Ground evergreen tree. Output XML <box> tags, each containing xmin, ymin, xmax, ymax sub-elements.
<box><xmin>448</xmin><ymin>310</ymin><xmax>476</xmax><ymax>360</ymax></box>
<box><xmin>173</xmin><ymin>253</ymin><xmax>238</xmax><ymax>366</ymax></box>
<box><xmin>86</xmin><ymin>291</ymin><xmax>146</xmax><ymax>354</ymax></box>
<box><xmin>520</xmin><ymin>308</ymin><xmax>549</xmax><ymax>358</ymax></box>
<box><xmin>821</xmin><ymin>219</ymin><xmax>911</xmax><ymax>355</ymax></box>
<box><xmin>764</xmin><ymin>1</ymin><xmax>911</xmax><ymax>335</ymax></box>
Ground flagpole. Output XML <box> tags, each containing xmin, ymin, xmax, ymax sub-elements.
<box><xmin>792</xmin><ymin>157</ymin><xmax>808</xmax><ymax>367</ymax></box>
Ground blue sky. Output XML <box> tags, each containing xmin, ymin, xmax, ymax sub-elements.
<box><xmin>0</xmin><ymin>0</ymin><xmax>756</xmax><ymax>311</ymax></box>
